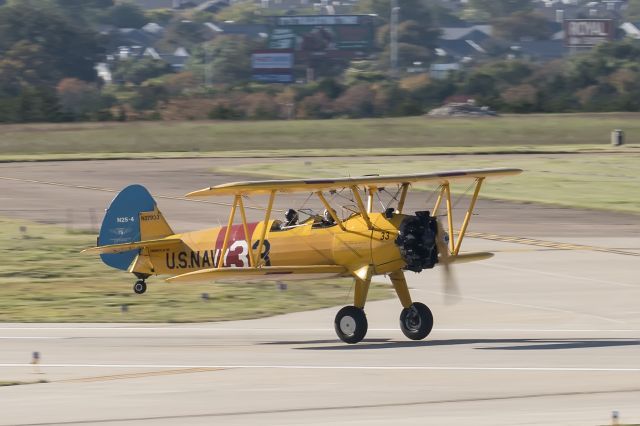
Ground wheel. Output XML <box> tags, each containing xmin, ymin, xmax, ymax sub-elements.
<box><xmin>399</xmin><ymin>302</ymin><xmax>433</xmax><ymax>340</ymax></box>
<box><xmin>334</xmin><ymin>306</ymin><xmax>368</xmax><ymax>344</ymax></box>
<box><xmin>133</xmin><ymin>280</ymin><xmax>147</xmax><ymax>294</ymax></box>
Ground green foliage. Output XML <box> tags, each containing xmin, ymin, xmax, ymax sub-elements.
<box><xmin>130</xmin><ymin>84</ymin><xmax>168</xmax><ymax>111</ymax></box>
<box><xmin>145</xmin><ymin>8</ymin><xmax>175</xmax><ymax>26</ymax></box>
<box><xmin>112</xmin><ymin>58</ymin><xmax>173</xmax><ymax>85</ymax></box>
<box><xmin>0</xmin><ymin>2</ymin><xmax>104</xmax><ymax>84</ymax></box>
<box><xmin>492</xmin><ymin>11</ymin><xmax>553</xmax><ymax>41</ymax></box>
<box><xmin>213</xmin><ymin>0</ymin><xmax>265</xmax><ymax>24</ymax></box>
<box><xmin>208</xmin><ymin>103</ymin><xmax>245</xmax><ymax>120</ymax></box>
<box><xmin>188</xmin><ymin>35</ymin><xmax>254</xmax><ymax>84</ymax></box>
<box><xmin>100</xmin><ymin>2</ymin><xmax>147</xmax><ymax>28</ymax></box>
<box><xmin>355</xmin><ymin>0</ymin><xmax>434</xmax><ymax>24</ymax></box>
<box><xmin>625</xmin><ymin>0</ymin><xmax>640</xmax><ymax>21</ymax></box>
<box><xmin>469</xmin><ymin>0</ymin><xmax>532</xmax><ymax>18</ymax></box>
<box><xmin>159</xmin><ymin>19</ymin><xmax>210</xmax><ymax>49</ymax></box>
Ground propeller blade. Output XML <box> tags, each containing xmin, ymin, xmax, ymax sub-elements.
<box><xmin>435</xmin><ymin>219</ymin><xmax>460</xmax><ymax>304</ymax></box>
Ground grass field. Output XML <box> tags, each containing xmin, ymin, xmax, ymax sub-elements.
<box><xmin>0</xmin><ymin>217</ymin><xmax>391</xmax><ymax>322</ymax></box>
<box><xmin>1</xmin><ymin>114</ymin><xmax>639</xmax><ymax>159</ymax></box>
<box><xmin>212</xmin><ymin>153</ymin><xmax>640</xmax><ymax>214</ymax></box>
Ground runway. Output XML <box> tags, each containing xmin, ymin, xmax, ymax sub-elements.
<box><xmin>1</xmin><ymin>235</ymin><xmax>639</xmax><ymax>425</ymax></box>
<box><xmin>0</xmin><ymin>158</ymin><xmax>639</xmax><ymax>425</ymax></box>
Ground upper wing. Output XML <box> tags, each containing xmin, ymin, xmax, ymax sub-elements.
<box><xmin>185</xmin><ymin>168</ymin><xmax>522</xmax><ymax>197</ymax></box>
<box><xmin>166</xmin><ymin>265</ymin><xmax>348</xmax><ymax>283</ymax></box>
<box><xmin>82</xmin><ymin>237</ymin><xmax>183</xmax><ymax>255</ymax></box>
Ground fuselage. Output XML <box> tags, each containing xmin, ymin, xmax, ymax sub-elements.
<box><xmin>133</xmin><ymin>212</ymin><xmax>408</xmax><ymax>278</ymax></box>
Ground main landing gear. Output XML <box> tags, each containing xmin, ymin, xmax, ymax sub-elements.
<box><xmin>399</xmin><ymin>302</ymin><xmax>433</xmax><ymax>340</ymax></box>
<box><xmin>334</xmin><ymin>306</ymin><xmax>368</xmax><ymax>344</ymax></box>
<box><xmin>133</xmin><ymin>279</ymin><xmax>147</xmax><ymax>294</ymax></box>
<box><xmin>333</xmin><ymin>268</ymin><xmax>434</xmax><ymax>344</ymax></box>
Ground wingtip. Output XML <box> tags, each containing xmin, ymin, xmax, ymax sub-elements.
<box><xmin>184</xmin><ymin>187</ymin><xmax>212</xmax><ymax>198</ymax></box>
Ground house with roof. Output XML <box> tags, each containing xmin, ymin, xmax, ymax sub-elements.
<box><xmin>204</xmin><ymin>21</ymin><xmax>269</xmax><ymax>40</ymax></box>
<box><xmin>435</xmin><ymin>25</ymin><xmax>493</xmax><ymax>60</ymax></box>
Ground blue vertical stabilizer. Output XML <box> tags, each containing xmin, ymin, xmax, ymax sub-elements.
<box><xmin>98</xmin><ymin>185</ymin><xmax>156</xmax><ymax>271</ymax></box>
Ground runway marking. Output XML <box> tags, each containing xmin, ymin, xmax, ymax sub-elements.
<box><xmin>0</xmin><ymin>327</ymin><xmax>639</xmax><ymax>333</ymax></box>
<box><xmin>1</xmin><ymin>363</ymin><xmax>639</xmax><ymax>372</ymax></box>
<box><xmin>468</xmin><ymin>231</ymin><xmax>640</xmax><ymax>257</ymax></box>
<box><xmin>58</xmin><ymin>367</ymin><xmax>225</xmax><ymax>383</ymax></box>
<box><xmin>0</xmin><ymin>337</ymin><xmax>63</xmax><ymax>339</ymax></box>
<box><xmin>414</xmin><ymin>289</ymin><xmax>626</xmax><ymax>324</ymax></box>
<box><xmin>477</xmin><ymin>262</ymin><xmax>638</xmax><ymax>288</ymax></box>
<box><xmin>6</xmin><ymin>388</ymin><xmax>640</xmax><ymax>426</ymax></box>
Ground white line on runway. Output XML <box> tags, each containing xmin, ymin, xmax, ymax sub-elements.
<box><xmin>1</xmin><ymin>363</ymin><xmax>639</xmax><ymax>372</ymax></box>
<box><xmin>0</xmin><ymin>337</ymin><xmax>63</xmax><ymax>339</ymax></box>
<box><xmin>0</xmin><ymin>327</ymin><xmax>639</xmax><ymax>332</ymax></box>
<box><xmin>414</xmin><ymin>289</ymin><xmax>626</xmax><ymax>324</ymax></box>
<box><xmin>478</xmin><ymin>262</ymin><xmax>638</xmax><ymax>288</ymax></box>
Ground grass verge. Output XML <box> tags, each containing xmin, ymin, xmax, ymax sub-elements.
<box><xmin>0</xmin><ymin>217</ymin><xmax>390</xmax><ymax>322</ymax></box>
<box><xmin>1</xmin><ymin>114</ymin><xmax>640</xmax><ymax>157</ymax></box>
<box><xmin>211</xmin><ymin>153</ymin><xmax>640</xmax><ymax>214</ymax></box>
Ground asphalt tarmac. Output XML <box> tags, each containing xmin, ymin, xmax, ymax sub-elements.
<box><xmin>0</xmin><ymin>158</ymin><xmax>639</xmax><ymax>425</ymax></box>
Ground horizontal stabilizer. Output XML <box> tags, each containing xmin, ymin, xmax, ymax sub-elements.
<box><xmin>82</xmin><ymin>237</ymin><xmax>182</xmax><ymax>255</ymax></box>
<box><xmin>448</xmin><ymin>252</ymin><xmax>494</xmax><ymax>264</ymax></box>
<box><xmin>166</xmin><ymin>265</ymin><xmax>348</xmax><ymax>283</ymax></box>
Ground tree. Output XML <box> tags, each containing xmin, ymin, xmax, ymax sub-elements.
<box><xmin>112</xmin><ymin>58</ymin><xmax>173</xmax><ymax>85</ymax></box>
<box><xmin>214</xmin><ymin>1</ymin><xmax>265</xmax><ymax>24</ymax></box>
<box><xmin>0</xmin><ymin>2</ymin><xmax>104</xmax><ymax>84</ymax></box>
<box><xmin>101</xmin><ymin>2</ymin><xmax>147</xmax><ymax>28</ymax></box>
<box><xmin>188</xmin><ymin>36</ymin><xmax>255</xmax><ymax>85</ymax></box>
<box><xmin>57</xmin><ymin>78</ymin><xmax>109</xmax><ymax>119</ymax></box>
<box><xmin>492</xmin><ymin>11</ymin><xmax>553</xmax><ymax>41</ymax></box>
<box><xmin>625</xmin><ymin>0</ymin><xmax>640</xmax><ymax>21</ymax></box>
<box><xmin>469</xmin><ymin>0</ymin><xmax>532</xmax><ymax>18</ymax></box>
<box><xmin>355</xmin><ymin>0</ymin><xmax>434</xmax><ymax>24</ymax></box>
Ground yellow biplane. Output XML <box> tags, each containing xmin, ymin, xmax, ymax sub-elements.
<box><xmin>83</xmin><ymin>168</ymin><xmax>521</xmax><ymax>343</ymax></box>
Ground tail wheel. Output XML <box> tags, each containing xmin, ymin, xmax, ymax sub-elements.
<box><xmin>399</xmin><ymin>302</ymin><xmax>433</xmax><ymax>340</ymax></box>
<box><xmin>133</xmin><ymin>280</ymin><xmax>147</xmax><ymax>295</ymax></box>
<box><xmin>334</xmin><ymin>306</ymin><xmax>368</xmax><ymax>344</ymax></box>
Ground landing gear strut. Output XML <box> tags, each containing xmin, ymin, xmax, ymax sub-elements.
<box><xmin>399</xmin><ymin>302</ymin><xmax>433</xmax><ymax>340</ymax></box>
<box><xmin>133</xmin><ymin>280</ymin><xmax>147</xmax><ymax>294</ymax></box>
<box><xmin>334</xmin><ymin>306</ymin><xmax>368</xmax><ymax>344</ymax></box>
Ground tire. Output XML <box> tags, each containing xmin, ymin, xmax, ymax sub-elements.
<box><xmin>334</xmin><ymin>306</ymin><xmax>368</xmax><ymax>344</ymax></box>
<box><xmin>133</xmin><ymin>280</ymin><xmax>147</xmax><ymax>294</ymax></box>
<box><xmin>399</xmin><ymin>302</ymin><xmax>433</xmax><ymax>340</ymax></box>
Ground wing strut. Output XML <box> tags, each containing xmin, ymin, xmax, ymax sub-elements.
<box><xmin>316</xmin><ymin>191</ymin><xmax>346</xmax><ymax>231</ymax></box>
<box><xmin>218</xmin><ymin>195</ymin><xmax>239</xmax><ymax>269</ymax></box>
<box><xmin>350</xmin><ymin>185</ymin><xmax>373</xmax><ymax>230</ymax></box>
<box><xmin>237</xmin><ymin>196</ymin><xmax>256</xmax><ymax>267</ymax></box>
<box><xmin>431</xmin><ymin>178</ymin><xmax>485</xmax><ymax>256</ymax></box>
<box><xmin>397</xmin><ymin>183</ymin><xmax>409</xmax><ymax>214</ymax></box>
<box><xmin>454</xmin><ymin>177</ymin><xmax>484</xmax><ymax>255</ymax></box>
<box><xmin>253</xmin><ymin>190</ymin><xmax>275</xmax><ymax>267</ymax></box>
<box><xmin>444</xmin><ymin>182</ymin><xmax>455</xmax><ymax>253</ymax></box>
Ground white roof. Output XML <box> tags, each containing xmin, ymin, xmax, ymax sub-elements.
<box><xmin>440</xmin><ymin>25</ymin><xmax>492</xmax><ymax>40</ymax></box>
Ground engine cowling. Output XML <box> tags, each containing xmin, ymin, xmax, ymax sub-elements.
<box><xmin>394</xmin><ymin>211</ymin><xmax>439</xmax><ymax>273</ymax></box>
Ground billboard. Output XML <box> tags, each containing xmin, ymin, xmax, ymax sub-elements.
<box><xmin>251</xmin><ymin>50</ymin><xmax>294</xmax><ymax>83</ymax></box>
<box><xmin>564</xmin><ymin>19</ymin><xmax>614</xmax><ymax>47</ymax></box>
<box><xmin>268</xmin><ymin>15</ymin><xmax>375</xmax><ymax>58</ymax></box>
<box><xmin>251</xmin><ymin>51</ymin><xmax>294</xmax><ymax>69</ymax></box>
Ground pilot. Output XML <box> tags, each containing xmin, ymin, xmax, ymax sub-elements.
<box><xmin>322</xmin><ymin>208</ymin><xmax>336</xmax><ymax>226</ymax></box>
<box><xmin>284</xmin><ymin>208</ymin><xmax>299</xmax><ymax>227</ymax></box>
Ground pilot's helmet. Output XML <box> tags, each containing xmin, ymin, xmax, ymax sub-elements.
<box><xmin>323</xmin><ymin>208</ymin><xmax>335</xmax><ymax>223</ymax></box>
<box><xmin>285</xmin><ymin>208</ymin><xmax>298</xmax><ymax>222</ymax></box>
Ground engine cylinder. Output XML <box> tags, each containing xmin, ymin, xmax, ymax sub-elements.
<box><xmin>394</xmin><ymin>211</ymin><xmax>439</xmax><ymax>272</ymax></box>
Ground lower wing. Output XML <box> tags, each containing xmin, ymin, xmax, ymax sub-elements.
<box><xmin>166</xmin><ymin>265</ymin><xmax>348</xmax><ymax>283</ymax></box>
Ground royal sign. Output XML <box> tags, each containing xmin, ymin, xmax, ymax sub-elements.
<box><xmin>564</xmin><ymin>19</ymin><xmax>614</xmax><ymax>47</ymax></box>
